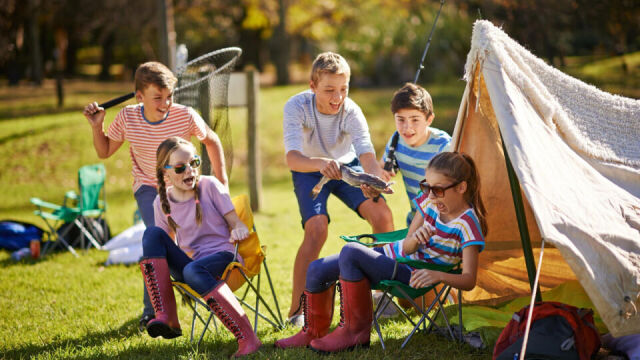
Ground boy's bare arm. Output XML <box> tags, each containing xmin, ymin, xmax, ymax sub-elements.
<box><xmin>83</xmin><ymin>102</ymin><xmax>123</xmax><ymax>158</ymax></box>
<box><xmin>285</xmin><ymin>151</ymin><xmax>341</xmax><ymax>179</ymax></box>
<box><xmin>359</xmin><ymin>152</ymin><xmax>390</xmax><ymax>181</ymax></box>
<box><xmin>201</xmin><ymin>127</ymin><xmax>229</xmax><ymax>187</ymax></box>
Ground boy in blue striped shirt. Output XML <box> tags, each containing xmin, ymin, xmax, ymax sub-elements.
<box><xmin>382</xmin><ymin>83</ymin><xmax>452</xmax><ymax>227</ymax></box>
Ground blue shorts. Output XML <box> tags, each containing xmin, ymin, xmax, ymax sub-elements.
<box><xmin>291</xmin><ymin>159</ymin><xmax>381</xmax><ymax>228</ymax></box>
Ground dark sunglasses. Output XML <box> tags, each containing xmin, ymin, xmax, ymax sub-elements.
<box><xmin>164</xmin><ymin>155</ymin><xmax>201</xmax><ymax>174</ymax></box>
<box><xmin>419</xmin><ymin>179</ymin><xmax>461</xmax><ymax>198</ymax></box>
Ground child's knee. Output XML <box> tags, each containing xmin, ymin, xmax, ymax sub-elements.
<box><xmin>305</xmin><ymin>258</ymin><xmax>333</xmax><ymax>289</ymax></box>
<box><xmin>339</xmin><ymin>242</ymin><xmax>365</xmax><ymax>262</ymax></box>
<box><xmin>304</xmin><ymin>215</ymin><xmax>328</xmax><ymax>237</ymax></box>
<box><xmin>181</xmin><ymin>262</ymin><xmax>203</xmax><ymax>284</ymax></box>
<box><xmin>142</xmin><ymin>226</ymin><xmax>166</xmax><ymax>248</ymax></box>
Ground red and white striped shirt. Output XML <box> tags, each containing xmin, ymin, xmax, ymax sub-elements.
<box><xmin>107</xmin><ymin>103</ymin><xmax>208</xmax><ymax>192</ymax></box>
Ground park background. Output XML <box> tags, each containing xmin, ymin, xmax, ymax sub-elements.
<box><xmin>1</xmin><ymin>0</ymin><xmax>638</xmax><ymax>359</ymax></box>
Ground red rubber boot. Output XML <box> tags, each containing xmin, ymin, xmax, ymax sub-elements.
<box><xmin>139</xmin><ymin>257</ymin><xmax>182</xmax><ymax>339</ymax></box>
<box><xmin>274</xmin><ymin>284</ymin><xmax>336</xmax><ymax>349</ymax></box>
<box><xmin>309</xmin><ymin>277</ymin><xmax>372</xmax><ymax>353</ymax></box>
<box><xmin>203</xmin><ymin>282</ymin><xmax>262</xmax><ymax>357</ymax></box>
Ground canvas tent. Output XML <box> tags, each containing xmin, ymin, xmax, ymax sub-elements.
<box><xmin>451</xmin><ymin>20</ymin><xmax>640</xmax><ymax>337</ymax></box>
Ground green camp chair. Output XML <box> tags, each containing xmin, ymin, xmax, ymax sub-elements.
<box><xmin>30</xmin><ymin>164</ymin><xmax>107</xmax><ymax>257</ymax></box>
<box><xmin>341</xmin><ymin>229</ymin><xmax>464</xmax><ymax>350</ymax></box>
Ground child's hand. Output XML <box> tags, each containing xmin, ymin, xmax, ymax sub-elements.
<box><xmin>229</xmin><ymin>223</ymin><xmax>250</xmax><ymax>242</ymax></box>
<box><xmin>83</xmin><ymin>102</ymin><xmax>105</xmax><ymax>129</ymax></box>
<box><xmin>320</xmin><ymin>159</ymin><xmax>342</xmax><ymax>180</ymax></box>
<box><xmin>411</xmin><ymin>222</ymin><xmax>435</xmax><ymax>246</ymax></box>
<box><xmin>409</xmin><ymin>269</ymin><xmax>440</xmax><ymax>288</ymax></box>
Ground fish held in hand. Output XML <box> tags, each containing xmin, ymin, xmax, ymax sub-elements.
<box><xmin>310</xmin><ymin>164</ymin><xmax>394</xmax><ymax>199</ymax></box>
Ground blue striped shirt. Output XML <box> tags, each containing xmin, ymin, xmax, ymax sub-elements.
<box><xmin>383</xmin><ymin>128</ymin><xmax>452</xmax><ymax>226</ymax></box>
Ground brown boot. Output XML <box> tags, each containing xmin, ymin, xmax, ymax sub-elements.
<box><xmin>274</xmin><ymin>284</ymin><xmax>336</xmax><ymax>349</ymax></box>
<box><xmin>309</xmin><ymin>277</ymin><xmax>372</xmax><ymax>353</ymax></box>
<box><xmin>203</xmin><ymin>282</ymin><xmax>262</xmax><ymax>357</ymax></box>
<box><xmin>139</xmin><ymin>257</ymin><xmax>182</xmax><ymax>339</ymax></box>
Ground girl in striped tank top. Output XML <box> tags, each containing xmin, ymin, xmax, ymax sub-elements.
<box><xmin>275</xmin><ymin>151</ymin><xmax>488</xmax><ymax>353</ymax></box>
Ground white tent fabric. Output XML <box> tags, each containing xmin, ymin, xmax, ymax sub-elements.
<box><xmin>454</xmin><ymin>20</ymin><xmax>640</xmax><ymax>337</ymax></box>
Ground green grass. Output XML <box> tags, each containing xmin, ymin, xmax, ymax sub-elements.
<box><xmin>0</xmin><ymin>80</ymin><xmax>489</xmax><ymax>359</ymax></box>
<box><xmin>1</xmin><ymin>54</ymin><xmax>633</xmax><ymax>358</ymax></box>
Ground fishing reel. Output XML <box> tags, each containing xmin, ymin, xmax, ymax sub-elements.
<box><xmin>383</xmin><ymin>156</ymin><xmax>399</xmax><ymax>173</ymax></box>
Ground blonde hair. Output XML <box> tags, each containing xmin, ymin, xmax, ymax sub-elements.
<box><xmin>310</xmin><ymin>52</ymin><xmax>351</xmax><ymax>84</ymax></box>
<box><xmin>135</xmin><ymin>61</ymin><xmax>177</xmax><ymax>92</ymax></box>
<box><xmin>391</xmin><ymin>82</ymin><xmax>434</xmax><ymax>117</ymax></box>
<box><xmin>156</xmin><ymin>137</ymin><xmax>203</xmax><ymax>233</ymax></box>
<box><xmin>427</xmin><ymin>152</ymin><xmax>488</xmax><ymax>236</ymax></box>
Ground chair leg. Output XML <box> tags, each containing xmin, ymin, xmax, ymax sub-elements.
<box><xmin>49</xmin><ymin>220</ymin><xmax>79</xmax><ymax>257</ymax></box>
<box><xmin>74</xmin><ymin>218</ymin><xmax>103</xmax><ymax>250</ymax></box>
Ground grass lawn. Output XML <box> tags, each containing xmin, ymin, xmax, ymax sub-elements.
<box><xmin>1</xmin><ymin>79</ymin><xmax>491</xmax><ymax>359</ymax></box>
<box><xmin>1</xmin><ymin>53</ymin><xmax>635</xmax><ymax>359</ymax></box>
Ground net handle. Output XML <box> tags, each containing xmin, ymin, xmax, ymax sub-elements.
<box><xmin>98</xmin><ymin>47</ymin><xmax>242</xmax><ymax>110</ymax></box>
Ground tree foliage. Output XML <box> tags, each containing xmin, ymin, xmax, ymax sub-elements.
<box><xmin>1</xmin><ymin>0</ymin><xmax>638</xmax><ymax>85</ymax></box>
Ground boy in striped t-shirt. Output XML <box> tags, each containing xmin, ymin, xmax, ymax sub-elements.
<box><xmin>382</xmin><ymin>83</ymin><xmax>452</xmax><ymax>227</ymax></box>
<box><xmin>83</xmin><ymin>61</ymin><xmax>228</xmax><ymax>331</ymax></box>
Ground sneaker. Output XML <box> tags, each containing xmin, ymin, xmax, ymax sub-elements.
<box><xmin>139</xmin><ymin>313</ymin><xmax>155</xmax><ymax>332</ymax></box>
<box><xmin>372</xmin><ymin>291</ymin><xmax>400</xmax><ymax>319</ymax></box>
<box><xmin>286</xmin><ymin>314</ymin><xmax>305</xmax><ymax>328</ymax></box>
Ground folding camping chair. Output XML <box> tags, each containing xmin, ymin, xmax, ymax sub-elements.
<box><xmin>30</xmin><ymin>163</ymin><xmax>107</xmax><ymax>257</ymax></box>
<box><xmin>172</xmin><ymin>194</ymin><xmax>284</xmax><ymax>346</ymax></box>
<box><xmin>341</xmin><ymin>228</ymin><xmax>464</xmax><ymax>350</ymax></box>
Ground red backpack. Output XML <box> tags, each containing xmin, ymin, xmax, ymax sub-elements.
<box><xmin>493</xmin><ymin>301</ymin><xmax>601</xmax><ymax>360</ymax></box>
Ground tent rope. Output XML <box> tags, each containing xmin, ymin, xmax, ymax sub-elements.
<box><xmin>621</xmin><ymin>296</ymin><xmax>637</xmax><ymax>319</ymax></box>
<box><xmin>518</xmin><ymin>237</ymin><xmax>545</xmax><ymax>358</ymax></box>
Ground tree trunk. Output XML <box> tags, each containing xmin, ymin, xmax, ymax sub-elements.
<box><xmin>27</xmin><ymin>0</ymin><xmax>43</xmax><ymax>85</ymax></box>
<box><xmin>99</xmin><ymin>32</ymin><xmax>115</xmax><ymax>81</ymax></box>
<box><xmin>157</xmin><ymin>0</ymin><xmax>176</xmax><ymax>70</ymax></box>
<box><xmin>272</xmin><ymin>0</ymin><xmax>290</xmax><ymax>85</ymax></box>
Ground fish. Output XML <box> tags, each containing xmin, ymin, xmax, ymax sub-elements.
<box><xmin>310</xmin><ymin>163</ymin><xmax>394</xmax><ymax>199</ymax></box>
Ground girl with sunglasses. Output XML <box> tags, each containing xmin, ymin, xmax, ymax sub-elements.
<box><xmin>275</xmin><ymin>151</ymin><xmax>487</xmax><ymax>353</ymax></box>
<box><xmin>138</xmin><ymin>137</ymin><xmax>261</xmax><ymax>357</ymax></box>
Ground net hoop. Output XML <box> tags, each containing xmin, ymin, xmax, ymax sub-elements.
<box><xmin>174</xmin><ymin>47</ymin><xmax>242</xmax><ymax>93</ymax></box>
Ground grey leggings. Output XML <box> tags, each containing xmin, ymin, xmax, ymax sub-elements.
<box><xmin>305</xmin><ymin>242</ymin><xmax>412</xmax><ymax>293</ymax></box>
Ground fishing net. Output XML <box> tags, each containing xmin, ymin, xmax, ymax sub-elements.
<box><xmin>174</xmin><ymin>47</ymin><xmax>242</xmax><ymax>176</ymax></box>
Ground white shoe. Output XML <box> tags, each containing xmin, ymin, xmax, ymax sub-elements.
<box><xmin>372</xmin><ymin>291</ymin><xmax>400</xmax><ymax>319</ymax></box>
<box><xmin>287</xmin><ymin>314</ymin><xmax>305</xmax><ymax>328</ymax></box>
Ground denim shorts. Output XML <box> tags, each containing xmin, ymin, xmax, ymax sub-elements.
<box><xmin>291</xmin><ymin>159</ymin><xmax>373</xmax><ymax>228</ymax></box>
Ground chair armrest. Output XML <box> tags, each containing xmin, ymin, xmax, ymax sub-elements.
<box><xmin>30</xmin><ymin>197</ymin><xmax>62</xmax><ymax>211</ymax></box>
<box><xmin>340</xmin><ymin>228</ymin><xmax>409</xmax><ymax>246</ymax></box>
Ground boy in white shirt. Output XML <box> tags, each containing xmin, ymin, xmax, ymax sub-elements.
<box><xmin>282</xmin><ymin>52</ymin><xmax>394</xmax><ymax>325</ymax></box>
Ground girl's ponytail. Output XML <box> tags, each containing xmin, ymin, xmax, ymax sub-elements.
<box><xmin>157</xmin><ymin>168</ymin><xmax>180</xmax><ymax>233</ymax></box>
<box><xmin>461</xmin><ymin>153</ymin><xmax>488</xmax><ymax>236</ymax></box>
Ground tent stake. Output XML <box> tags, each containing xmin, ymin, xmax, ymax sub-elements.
<box><xmin>502</xmin><ymin>139</ymin><xmax>542</xmax><ymax>302</ymax></box>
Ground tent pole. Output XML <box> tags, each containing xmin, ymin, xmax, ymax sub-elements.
<box><xmin>502</xmin><ymin>140</ymin><xmax>542</xmax><ymax>302</ymax></box>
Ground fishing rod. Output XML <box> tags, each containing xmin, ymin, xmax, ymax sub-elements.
<box><xmin>384</xmin><ymin>0</ymin><xmax>446</xmax><ymax>174</ymax></box>
<box><xmin>414</xmin><ymin>0</ymin><xmax>445</xmax><ymax>83</ymax></box>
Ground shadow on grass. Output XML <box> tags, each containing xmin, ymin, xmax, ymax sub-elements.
<box><xmin>0</xmin><ymin>317</ymin><xmax>141</xmax><ymax>359</ymax></box>
<box><xmin>0</xmin><ymin>123</ymin><xmax>66</xmax><ymax>145</ymax></box>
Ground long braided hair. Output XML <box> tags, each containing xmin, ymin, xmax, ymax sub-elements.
<box><xmin>427</xmin><ymin>151</ymin><xmax>488</xmax><ymax>236</ymax></box>
<box><xmin>156</xmin><ymin>137</ymin><xmax>203</xmax><ymax>234</ymax></box>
